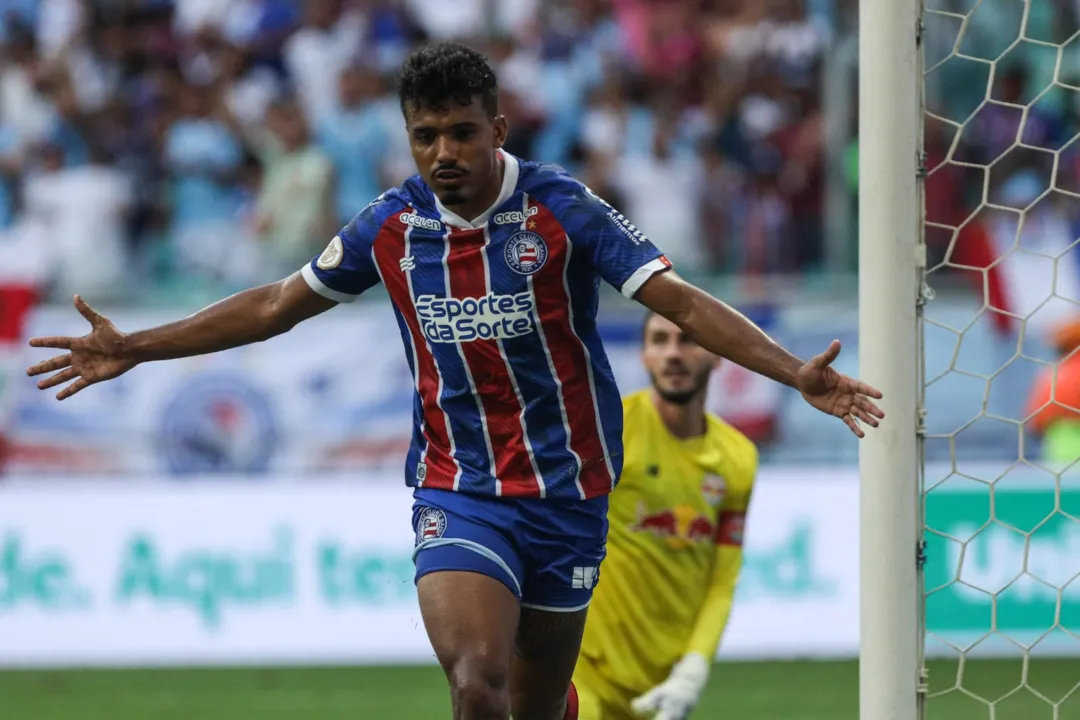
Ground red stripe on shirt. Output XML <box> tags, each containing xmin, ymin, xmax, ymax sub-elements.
<box><xmin>528</xmin><ymin>202</ymin><xmax>613</xmax><ymax>499</ymax></box>
<box><xmin>373</xmin><ymin>217</ymin><xmax>457</xmax><ymax>490</ymax></box>
<box><xmin>715</xmin><ymin>510</ymin><xmax>747</xmax><ymax>546</ymax></box>
<box><xmin>445</xmin><ymin>226</ymin><xmax>542</xmax><ymax>497</ymax></box>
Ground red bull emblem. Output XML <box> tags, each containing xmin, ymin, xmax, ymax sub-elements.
<box><xmin>629</xmin><ymin>502</ymin><xmax>716</xmax><ymax>549</ymax></box>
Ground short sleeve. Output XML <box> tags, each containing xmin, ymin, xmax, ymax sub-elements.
<box><xmin>546</xmin><ymin>176</ymin><xmax>671</xmax><ymax>299</ymax></box>
<box><xmin>301</xmin><ymin>201</ymin><xmax>388</xmax><ymax>303</ymax></box>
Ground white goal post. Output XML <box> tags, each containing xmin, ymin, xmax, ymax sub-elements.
<box><xmin>858</xmin><ymin>0</ymin><xmax>923</xmax><ymax>718</ymax></box>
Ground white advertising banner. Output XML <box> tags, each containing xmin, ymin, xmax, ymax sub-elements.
<box><xmin>0</xmin><ymin>469</ymin><xmax>853</xmax><ymax>668</ymax></box>
<box><xmin>5</xmin><ymin>465</ymin><xmax>1074</xmax><ymax>668</ymax></box>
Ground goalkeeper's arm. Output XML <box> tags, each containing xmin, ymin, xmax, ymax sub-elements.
<box><xmin>630</xmin><ymin>519</ymin><xmax>745</xmax><ymax>720</ymax></box>
<box><xmin>686</xmin><ymin>542</ymin><xmax>743</xmax><ymax>654</ymax></box>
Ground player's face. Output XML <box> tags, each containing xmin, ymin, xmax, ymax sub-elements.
<box><xmin>405</xmin><ymin>97</ymin><xmax>507</xmax><ymax>208</ymax></box>
<box><xmin>641</xmin><ymin>314</ymin><xmax>718</xmax><ymax>405</ymax></box>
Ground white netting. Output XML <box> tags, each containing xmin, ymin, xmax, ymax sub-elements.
<box><xmin>921</xmin><ymin>0</ymin><xmax>1080</xmax><ymax>717</ymax></box>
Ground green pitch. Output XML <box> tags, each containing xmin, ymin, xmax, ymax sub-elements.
<box><xmin>1</xmin><ymin>659</ymin><xmax>1077</xmax><ymax>719</ymax></box>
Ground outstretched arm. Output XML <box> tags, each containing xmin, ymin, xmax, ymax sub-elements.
<box><xmin>636</xmin><ymin>270</ymin><xmax>803</xmax><ymax>388</ymax></box>
<box><xmin>635</xmin><ymin>270</ymin><xmax>885</xmax><ymax>436</ymax></box>
<box><xmin>27</xmin><ymin>272</ymin><xmax>336</xmax><ymax>400</ymax></box>
<box><xmin>123</xmin><ymin>272</ymin><xmax>336</xmax><ymax>362</ymax></box>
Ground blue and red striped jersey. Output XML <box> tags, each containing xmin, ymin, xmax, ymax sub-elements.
<box><xmin>302</xmin><ymin>152</ymin><xmax>672</xmax><ymax>500</ymax></box>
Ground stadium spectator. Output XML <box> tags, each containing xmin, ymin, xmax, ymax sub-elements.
<box><xmin>0</xmin><ymin>0</ymin><xmax>952</xmax><ymax>302</ymax></box>
<box><xmin>247</xmin><ymin>97</ymin><xmax>335</xmax><ymax>278</ymax></box>
<box><xmin>317</xmin><ymin>63</ymin><xmax>391</xmax><ymax>226</ymax></box>
<box><xmin>282</xmin><ymin>0</ymin><xmax>363</xmax><ymax>127</ymax></box>
<box><xmin>162</xmin><ymin>78</ymin><xmax>245</xmax><ymax>283</ymax></box>
<box><xmin>1027</xmin><ymin>319</ymin><xmax>1080</xmax><ymax>466</ymax></box>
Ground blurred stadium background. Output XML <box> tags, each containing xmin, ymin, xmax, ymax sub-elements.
<box><xmin>1</xmin><ymin>0</ymin><xmax>1079</xmax><ymax>718</ymax></box>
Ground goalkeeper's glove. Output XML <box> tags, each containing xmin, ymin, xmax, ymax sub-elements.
<box><xmin>630</xmin><ymin>652</ymin><xmax>710</xmax><ymax>720</ymax></box>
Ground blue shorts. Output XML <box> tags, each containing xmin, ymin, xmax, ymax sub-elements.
<box><xmin>411</xmin><ymin>487</ymin><xmax>609</xmax><ymax>611</ymax></box>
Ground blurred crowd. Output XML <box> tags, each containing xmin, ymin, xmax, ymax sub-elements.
<box><xmin>922</xmin><ymin>0</ymin><xmax>1080</xmax><ymax>344</ymax></box>
<box><xmin>0</xmin><ymin>0</ymin><xmax>852</xmax><ymax>305</ymax></box>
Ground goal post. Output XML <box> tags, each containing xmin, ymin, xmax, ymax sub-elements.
<box><xmin>858</xmin><ymin>0</ymin><xmax>923</xmax><ymax>717</ymax></box>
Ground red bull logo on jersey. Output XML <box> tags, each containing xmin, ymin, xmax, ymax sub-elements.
<box><xmin>628</xmin><ymin>502</ymin><xmax>716</xmax><ymax>550</ymax></box>
<box><xmin>415</xmin><ymin>291</ymin><xmax>536</xmax><ymax>343</ymax></box>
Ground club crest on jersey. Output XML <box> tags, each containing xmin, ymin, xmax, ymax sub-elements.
<box><xmin>504</xmin><ymin>232</ymin><xmax>548</xmax><ymax>275</ymax></box>
<box><xmin>416</xmin><ymin>507</ymin><xmax>447</xmax><ymax>546</ymax></box>
<box><xmin>702</xmin><ymin>474</ymin><xmax>727</xmax><ymax>508</ymax></box>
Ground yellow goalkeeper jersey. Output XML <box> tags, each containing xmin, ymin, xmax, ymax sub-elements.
<box><xmin>578</xmin><ymin>389</ymin><xmax>758</xmax><ymax>699</ymax></box>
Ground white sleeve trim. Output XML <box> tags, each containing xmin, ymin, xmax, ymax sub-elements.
<box><xmin>621</xmin><ymin>257</ymin><xmax>671</xmax><ymax>299</ymax></box>
<box><xmin>301</xmin><ymin>263</ymin><xmax>360</xmax><ymax>304</ymax></box>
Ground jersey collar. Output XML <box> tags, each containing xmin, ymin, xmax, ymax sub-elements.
<box><xmin>433</xmin><ymin>151</ymin><xmax>519</xmax><ymax>230</ymax></box>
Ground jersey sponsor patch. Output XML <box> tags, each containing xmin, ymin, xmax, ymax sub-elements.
<box><xmin>716</xmin><ymin>510</ymin><xmax>746</xmax><ymax>546</ymax></box>
<box><xmin>504</xmin><ymin>232</ymin><xmax>549</xmax><ymax>275</ymax></box>
<box><xmin>400</xmin><ymin>213</ymin><xmax>442</xmax><ymax>231</ymax></box>
<box><xmin>606</xmin><ymin>209</ymin><xmax>648</xmax><ymax>245</ymax></box>
<box><xmin>493</xmin><ymin>207</ymin><xmax>538</xmax><ymax>225</ymax></box>
<box><xmin>316</xmin><ymin>236</ymin><xmax>344</xmax><ymax>270</ymax></box>
<box><xmin>415</xmin><ymin>291</ymin><xmax>536</xmax><ymax>343</ymax></box>
<box><xmin>416</xmin><ymin>506</ymin><xmax>448</xmax><ymax>546</ymax></box>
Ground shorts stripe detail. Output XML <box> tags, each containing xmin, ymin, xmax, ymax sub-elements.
<box><xmin>413</xmin><ymin>537</ymin><xmax>522</xmax><ymax>597</ymax></box>
<box><xmin>520</xmin><ymin>600</ymin><xmax>592</xmax><ymax>613</ymax></box>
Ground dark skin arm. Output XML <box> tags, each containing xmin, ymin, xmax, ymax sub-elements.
<box><xmin>27</xmin><ymin>272</ymin><xmax>337</xmax><ymax>400</ymax></box>
<box><xmin>636</xmin><ymin>270</ymin><xmax>885</xmax><ymax>437</ymax></box>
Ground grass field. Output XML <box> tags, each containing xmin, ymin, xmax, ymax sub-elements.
<box><xmin>2</xmin><ymin>659</ymin><xmax>1078</xmax><ymax>719</ymax></box>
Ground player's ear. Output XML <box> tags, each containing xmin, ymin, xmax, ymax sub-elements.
<box><xmin>492</xmin><ymin>115</ymin><xmax>508</xmax><ymax>149</ymax></box>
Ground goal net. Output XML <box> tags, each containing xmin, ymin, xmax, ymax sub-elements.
<box><xmin>921</xmin><ymin>0</ymin><xmax>1080</xmax><ymax>717</ymax></box>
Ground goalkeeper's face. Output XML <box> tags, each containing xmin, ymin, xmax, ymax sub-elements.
<box><xmin>641</xmin><ymin>314</ymin><xmax>718</xmax><ymax>406</ymax></box>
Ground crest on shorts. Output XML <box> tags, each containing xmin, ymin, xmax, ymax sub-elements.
<box><xmin>416</xmin><ymin>507</ymin><xmax>447</xmax><ymax>546</ymax></box>
<box><xmin>504</xmin><ymin>232</ymin><xmax>548</xmax><ymax>275</ymax></box>
<box><xmin>317</xmin><ymin>236</ymin><xmax>344</xmax><ymax>270</ymax></box>
<box><xmin>702</xmin><ymin>474</ymin><xmax>727</xmax><ymax>508</ymax></box>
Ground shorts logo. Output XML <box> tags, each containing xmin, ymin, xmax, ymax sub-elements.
<box><xmin>571</xmin><ymin>566</ymin><xmax>598</xmax><ymax>590</ymax></box>
<box><xmin>317</xmin><ymin>236</ymin><xmax>344</xmax><ymax>270</ymax></box>
<box><xmin>416</xmin><ymin>507</ymin><xmax>447</xmax><ymax>546</ymax></box>
<box><xmin>504</xmin><ymin>232</ymin><xmax>548</xmax><ymax>275</ymax></box>
<box><xmin>400</xmin><ymin>213</ymin><xmax>443</xmax><ymax>231</ymax></box>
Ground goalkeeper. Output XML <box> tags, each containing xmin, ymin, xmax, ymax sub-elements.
<box><xmin>573</xmin><ymin>311</ymin><xmax>758</xmax><ymax>720</ymax></box>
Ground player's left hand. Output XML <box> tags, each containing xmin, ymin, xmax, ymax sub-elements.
<box><xmin>796</xmin><ymin>339</ymin><xmax>885</xmax><ymax>438</ymax></box>
<box><xmin>630</xmin><ymin>652</ymin><xmax>709</xmax><ymax>720</ymax></box>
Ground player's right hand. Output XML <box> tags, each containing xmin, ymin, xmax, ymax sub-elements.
<box><xmin>25</xmin><ymin>294</ymin><xmax>137</xmax><ymax>401</ymax></box>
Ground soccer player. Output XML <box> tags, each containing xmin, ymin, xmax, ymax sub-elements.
<box><xmin>25</xmin><ymin>43</ymin><xmax>883</xmax><ymax>720</ymax></box>
<box><xmin>574</xmin><ymin>311</ymin><xmax>756</xmax><ymax>720</ymax></box>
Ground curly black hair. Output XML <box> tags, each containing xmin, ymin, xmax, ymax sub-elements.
<box><xmin>398</xmin><ymin>42</ymin><xmax>500</xmax><ymax>119</ymax></box>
